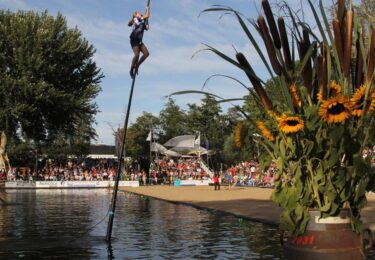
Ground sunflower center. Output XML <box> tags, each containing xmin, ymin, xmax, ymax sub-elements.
<box><xmin>286</xmin><ymin>119</ymin><xmax>299</xmax><ymax>126</ymax></box>
<box><xmin>328</xmin><ymin>103</ymin><xmax>345</xmax><ymax>115</ymax></box>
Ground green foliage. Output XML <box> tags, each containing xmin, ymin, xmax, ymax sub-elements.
<box><xmin>355</xmin><ymin>0</ymin><xmax>375</xmax><ymax>31</ymax></box>
<box><xmin>0</xmin><ymin>10</ymin><xmax>102</xmax><ymax>157</ymax></box>
<box><xmin>117</xmin><ymin>112</ymin><xmax>159</xmax><ymax>159</ymax></box>
<box><xmin>118</xmin><ymin>96</ymin><xmax>239</xmax><ymax>168</ymax></box>
<box><xmin>158</xmin><ymin>98</ymin><xmax>187</xmax><ymax>144</ymax></box>
<box><xmin>200</xmin><ymin>0</ymin><xmax>375</xmax><ymax>236</ymax></box>
<box><xmin>186</xmin><ymin>96</ymin><xmax>230</xmax><ymax>146</ymax></box>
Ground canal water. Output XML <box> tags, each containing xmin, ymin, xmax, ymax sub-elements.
<box><xmin>0</xmin><ymin>189</ymin><xmax>283</xmax><ymax>259</ymax></box>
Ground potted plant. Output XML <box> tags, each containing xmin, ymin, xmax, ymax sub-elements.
<box><xmin>173</xmin><ymin>0</ymin><xmax>375</xmax><ymax>258</ymax></box>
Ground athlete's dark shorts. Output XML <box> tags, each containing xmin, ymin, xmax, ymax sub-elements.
<box><xmin>130</xmin><ymin>38</ymin><xmax>143</xmax><ymax>48</ymax></box>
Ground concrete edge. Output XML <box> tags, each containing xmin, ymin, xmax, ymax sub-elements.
<box><xmin>118</xmin><ymin>189</ymin><xmax>279</xmax><ymax>227</ymax></box>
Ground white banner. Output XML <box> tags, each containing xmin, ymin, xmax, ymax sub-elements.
<box><xmin>179</xmin><ymin>180</ymin><xmax>212</xmax><ymax>186</ymax></box>
<box><xmin>6</xmin><ymin>181</ymin><xmax>139</xmax><ymax>189</ymax></box>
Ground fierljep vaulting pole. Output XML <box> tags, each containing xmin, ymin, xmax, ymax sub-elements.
<box><xmin>145</xmin><ymin>0</ymin><xmax>151</xmax><ymax>27</ymax></box>
<box><xmin>106</xmin><ymin>75</ymin><xmax>137</xmax><ymax>243</ymax></box>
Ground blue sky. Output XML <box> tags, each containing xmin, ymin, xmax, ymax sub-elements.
<box><xmin>1</xmin><ymin>0</ymin><xmax>337</xmax><ymax>144</ymax></box>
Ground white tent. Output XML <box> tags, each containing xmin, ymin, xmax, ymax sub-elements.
<box><xmin>171</xmin><ymin>146</ymin><xmax>208</xmax><ymax>155</ymax></box>
<box><xmin>164</xmin><ymin>135</ymin><xmax>196</xmax><ymax>148</ymax></box>
<box><xmin>162</xmin><ymin>135</ymin><xmax>215</xmax><ymax>156</ymax></box>
<box><xmin>151</xmin><ymin>142</ymin><xmax>182</xmax><ymax>157</ymax></box>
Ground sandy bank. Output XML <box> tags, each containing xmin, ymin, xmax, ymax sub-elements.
<box><xmin>120</xmin><ymin>186</ymin><xmax>375</xmax><ymax>238</ymax></box>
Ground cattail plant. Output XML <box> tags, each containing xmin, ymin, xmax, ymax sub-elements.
<box><xmin>278</xmin><ymin>17</ymin><xmax>293</xmax><ymax>71</ymax></box>
<box><xmin>262</xmin><ymin>0</ymin><xmax>281</xmax><ymax>49</ymax></box>
<box><xmin>343</xmin><ymin>3</ymin><xmax>353</xmax><ymax>78</ymax></box>
<box><xmin>301</xmin><ymin>29</ymin><xmax>313</xmax><ymax>92</ymax></box>
<box><xmin>333</xmin><ymin>18</ymin><xmax>344</xmax><ymax>70</ymax></box>
<box><xmin>355</xmin><ymin>32</ymin><xmax>364</xmax><ymax>88</ymax></box>
<box><xmin>258</xmin><ymin>16</ymin><xmax>282</xmax><ymax>76</ymax></box>
<box><xmin>366</xmin><ymin>28</ymin><xmax>375</xmax><ymax>84</ymax></box>
<box><xmin>236</xmin><ymin>52</ymin><xmax>273</xmax><ymax>111</ymax></box>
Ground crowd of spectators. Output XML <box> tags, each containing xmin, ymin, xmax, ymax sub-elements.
<box><xmin>149</xmin><ymin>157</ymin><xmax>210</xmax><ymax>185</ymax></box>
<box><xmin>223</xmin><ymin>160</ymin><xmax>276</xmax><ymax>188</ymax></box>
<box><xmin>363</xmin><ymin>146</ymin><xmax>375</xmax><ymax>166</ymax></box>
<box><xmin>3</xmin><ymin>160</ymin><xmax>117</xmax><ymax>182</ymax></box>
<box><xmin>0</xmin><ymin>157</ymin><xmax>211</xmax><ymax>186</ymax></box>
<box><xmin>1</xmin><ymin>145</ymin><xmax>374</xmax><ymax>186</ymax></box>
<box><xmin>221</xmin><ymin>145</ymin><xmax>375</xmax><ymax>189</ymax></box>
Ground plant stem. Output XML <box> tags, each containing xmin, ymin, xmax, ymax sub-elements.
<box><xmin>307</xmin><ymin>160</ymin><xmax>322</xmax><ymax>209</ymax></box>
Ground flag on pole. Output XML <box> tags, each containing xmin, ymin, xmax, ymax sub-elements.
<box><xmin>146</xmin><ymin>131</ymin><xmax>152</xmax><ymax>141</ymax></box>
<box><xmin>194</xmin><ymin>132</ymin><xmax>200</xmax><ymax>147</ymax></box>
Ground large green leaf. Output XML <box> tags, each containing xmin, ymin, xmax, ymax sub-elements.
<box><xmin>296</xmin><ymin>42</ymin><xmax>317</xmax><ymax>76</ymax></box>
<box><xmin>168</xmin><ymin>90</ymin><xmax>222</xmax><ymax>99</ymax></box>
<box><xmin>197</xmin><ymin>44</ymin><xmax>266</xmax><ymax>85</ymax></box>
<box><xmin>200</xmin><ymin>5</ymin><xmax>274</xmax><ymax>77</ymax></box>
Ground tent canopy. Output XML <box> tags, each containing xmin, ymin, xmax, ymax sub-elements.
<box><xmin>151</xmin><ymin>142</ymin><xmax>182</xmax><ymax>157</ymax></box>
<box><xmin>152</xmin><ymin>135</ymin><xmax>213</xmax><ymax>157</ymax></box>
<box><xmin>164</xmin><ymin>135</ymin><xmax>196</xmax><ymax>148</ymax></box>
<box><xmin>171</xmin><ymin>146</ymin><xmax>208</xmax><ymax>155</ymax></box>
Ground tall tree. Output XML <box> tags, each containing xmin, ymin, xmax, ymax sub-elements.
<box><xmin>158</xmin><ymin>98</ymin><xmax>187</xmax><ymax>143</ymax></box>
<box><xmin>116</xmin><ymin>112</ymin><xmax>159</xmax><ymax>165</ymax></box>
<box><xmin>0</xmin><ymin>10</ymin><xmax>103</xmax><ymax>157</ymax></box>
<box><xmin>355</xmin><ymin>0</ymin><xmax>375</xmax><ymax>30</ymax></box>
<box><xmin>186</xmin><ymin>95</ymin><xmax>232</xmax><ymax>167</ymax></box>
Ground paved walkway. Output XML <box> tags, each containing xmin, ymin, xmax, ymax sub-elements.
<box><xmin>120</xmin><ymin>186</ymin><xmax>375</xmax><ymax>239</ymax></box>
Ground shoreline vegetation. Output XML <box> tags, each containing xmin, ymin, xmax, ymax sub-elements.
<box><xmin>119</xmin><ymin>186</ymin><xmax>375</xmax><ymax>239</ymax></box>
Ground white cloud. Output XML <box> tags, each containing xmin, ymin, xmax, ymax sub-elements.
<box><xmin>0</xmin><ymin>0</ymin><xmax>28</xmax><ymax>9</ymax></box>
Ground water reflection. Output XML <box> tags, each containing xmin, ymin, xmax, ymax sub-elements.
<box><xmin>0</xmin><ymin>190</ymin><xmax>284</xmax><ymax>259</ymax></box>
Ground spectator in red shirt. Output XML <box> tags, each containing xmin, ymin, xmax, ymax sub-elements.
<box><xmin>213</xmin><ymin>173</ymin><xmax>220</xmax><ymax>191</ymax></box>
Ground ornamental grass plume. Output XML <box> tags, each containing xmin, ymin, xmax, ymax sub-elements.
<box><xmin>195</xmin><ymin>0</ymin><xmax>375</xmax><ymax>236</ymax></box>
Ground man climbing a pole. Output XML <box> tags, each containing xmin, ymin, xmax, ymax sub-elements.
<box><xmin>128</xmin><ymin>1</ymin><xmax>150</xmax><ymax>78</ymax></box>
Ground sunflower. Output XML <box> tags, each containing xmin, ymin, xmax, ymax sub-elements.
<box><xmin>256</xmin><ymin>121</ymin><xmax>275</xmax><ymax>141</ymax></box>
<box><xmin>369</xmin><ymin>91</ymin><xmax>375</xmax><ymax>113</ymax></box>
<box><xmin>329</xmin><ymin>81</ymin><xmax>341</xmax><ymax>95</ymax></box>
<box><xmin>319</xmin><ymin>95</ymin><xmax>351</xmax><ymax>123</ymax></box>
<box><xmin>289</xmin><ymin>84</ymin><xmax>302</xmax><ymax>108</ymax></box>
<box><xmin>234</xmin><ymin>122</ymin><xmax>243</xmax><ymax>148</ymax></box>
<box><xmin>267</xmin><ymin>110</ymin><xmax>279</xmax><ymax>119</ymax></box>
<box><xmin>350</xmin><ymin>85</ymin><xmax>366</xmax><ymax>117</ymax></box>
<box><xmin>317</xmin><ymin>87</ymin><xmax>324</xmax><ymax>102</ymax></box>
<box><xmin>317</xmin><ymin>81</ymin><xmax>342</xmax><ymax>103</ymax></box>
<box><xmin>277</xmin><ymin>114</ymin><xmax>304</xmax><ymax>134</ymax></box>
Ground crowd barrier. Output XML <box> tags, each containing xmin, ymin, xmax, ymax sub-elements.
<box><xmin>174</xmin><ymin>179</ymin><xmax>212</xmax><ymax>186</ymax></box>
<box><xmin>4</xmin><ymin>180</ymin><xmax>139</xmax><ymax>189</ymax></box>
